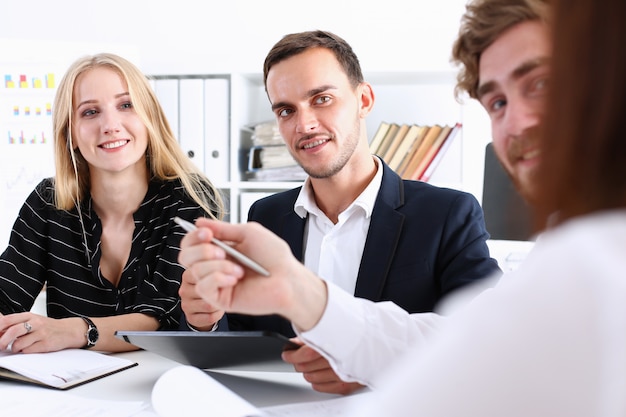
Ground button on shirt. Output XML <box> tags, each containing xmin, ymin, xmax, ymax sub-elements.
<box><xmin>293</xmin><ymin>157</ymin><xmax>383</xmax><ymax>294</ymax></box>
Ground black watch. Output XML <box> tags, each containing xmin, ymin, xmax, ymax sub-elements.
<box><xmin>80</xmin><ymin>316</ymin><xmax>99</xmax><ymax>349</ymax></box>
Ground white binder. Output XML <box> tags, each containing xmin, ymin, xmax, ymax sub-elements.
<box><xmin>153</xmin><ymin>78</ymin><xmax>180</xmax><ymax>142</ymax></box>
<box><xmin>203</xmin><ymin>77</ymin><xmax>230</xmax><ymax>184</ymax></box>
<box><xmin>179</xmin><ymin>78</ymin><xmax>205</xmax><ymax>171</ymax></box>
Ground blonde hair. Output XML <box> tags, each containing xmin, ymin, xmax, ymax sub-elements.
<box><xmin>52</xmin><ymin>52</ymin><xmax>224</xmax><ymax>219</ymax></box>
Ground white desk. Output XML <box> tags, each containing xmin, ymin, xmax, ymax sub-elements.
<box><xmin>487</xmin><ymin>239</ymin><xmax>535</xmax><ymax>272</ymax></box>
<box><xmin>69</xmin><ymin>350</ymin><xmax>179</xmax><ymax>404</ymax></box>
<box><xmin>25</xmin><ymin>295</ymin><xmax>347</xmax><ymax>413</ymax></box>
<box><xmin>2</xmin><ymin>349</ymin><xmax>345</xmax><ymax>415</ymax></box>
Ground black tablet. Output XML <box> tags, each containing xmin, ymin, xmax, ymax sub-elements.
<box><xmin>115</xmin><ymin>330</ymin><xmax>299</xmax><ymax>371</ymax></box>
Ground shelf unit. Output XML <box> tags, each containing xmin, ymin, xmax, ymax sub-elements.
<box><xmin>152</xmin><ymin>71</ymin><xmax>492</xmax><ymax>223</ymax></box>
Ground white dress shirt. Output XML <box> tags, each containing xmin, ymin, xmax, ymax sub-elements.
<box><xmin>300</xmin><ymin>209</ymin><xmax>626</xmax><ymax>416</ymax></box>
<box><xmin>297</xmin><ymin>281</ymin><xmax>448</xmax><ymax>387</ymax></box>
<box><xmin>293</xmin><ymin>156</ymin><xmax>383</xmax><ymax>294</ymax></box>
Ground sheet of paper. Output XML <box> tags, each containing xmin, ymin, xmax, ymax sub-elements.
<box><xmin>0</xmin><ymin>384</ymin><xmax>147</xmax><ymax>416</ymax></box>
<box><xmin>260</xmin><ymin>393</ymin><xmax>371</xmax><ymax>417</ymax></box>
<box><xmin>152</xmin><ymin>365</ymin><xmax>261</xmax><ymax>417</ymax></box>
<box><xmin>151</xmin><ymin>365</ymin><xmax>372</xmax><ymax>417</ymax></box>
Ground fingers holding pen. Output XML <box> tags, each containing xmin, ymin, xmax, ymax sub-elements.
<box><xmin>178</xmin><ymin>224</ymin><xmax>244</xmax><ymax>283</ymax></box>
<box><xmin>178</xmin><ymin>221</ymin><xmax>225</xmax><ymax>267</ymax></box>
<box><xmin>178</xmin><ymin>219</ymin><xmax>307</xmax><ymax>318</ymax></box>
<box><xmin>178</xmin><ymin>220</ymin><xmax>246</xmax><ymax>310</ymax></box>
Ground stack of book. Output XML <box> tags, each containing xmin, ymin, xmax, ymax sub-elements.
<box><xmin>244</xmin><ymin>121</ymin><xmax>307</xmax><ymax>182</ymax></box>
<box><xmin>369</xmin><ymin>122</ymin><xmax>461</xmax><ymax>182</ymax></box>
<box><xmin>248</xmin><ymin>120</ymin><xmax>284</xmax><ymax>146</ymax></box>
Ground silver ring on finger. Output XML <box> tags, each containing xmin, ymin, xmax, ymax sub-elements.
<box><xmin>24</xmin><ymin>322</ymin><xmax>32</xmax><ymax>333</ymax></box>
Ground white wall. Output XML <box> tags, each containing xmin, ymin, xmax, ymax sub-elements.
<box><xmin>0</xmin><ymin>0</ymin><xmax>468</xmax><ymax>74</ymax></box>
<box><xmin>0</xmin><ymin>0</ymin><xmax>496</xmax><ymax>226</ymax></box>
<box><xmin>0</xmin><ymin>0</ymin><xmax>489</xmax><ymax>181</ymax></box>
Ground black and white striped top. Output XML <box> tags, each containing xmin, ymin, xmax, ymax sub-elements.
<box><xmin>0</xmin><ymin>177</ymin><xmax>215</xmax><ymax>329</ymax></box>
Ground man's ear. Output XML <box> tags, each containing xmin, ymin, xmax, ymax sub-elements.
<box><xmin>358</xmin><ymin>82</ymin><xmax>375</xmax><ymax>118</ymax></box>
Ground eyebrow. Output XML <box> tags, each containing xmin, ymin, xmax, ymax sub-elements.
<box><xmin>477</xmin><ymin>57</ymin><xmax>549</xmax><ymax>100</ymax></box>
<box><xmin>270</xmin><ymin>84</ymin><xmax>337</xmax><ymax>112</ymax></box>
<box><xmin>76</xmin><ymin>91</ymin><xmax>130</xmax><ymax>110</ymax></box>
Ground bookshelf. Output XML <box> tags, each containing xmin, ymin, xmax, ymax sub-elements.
<box><xmin>151</xmin><ymin>71</ymin><xmax>492</xmax><ymax>223</ymax></box>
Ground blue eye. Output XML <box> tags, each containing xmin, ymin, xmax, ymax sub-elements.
<box><xmin>533</xmin><ymin>78</ymin><xmax>548</xmax><ymax>92</ymax></box>
<box><xmin>491</xmin><ymin>99</ymin><xmax>506</xmax><ymax>111</ymax></box>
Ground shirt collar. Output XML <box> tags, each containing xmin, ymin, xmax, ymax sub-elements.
<box><xmin>294</xmin><ymin>156</ymin><xmax>384</xmax><ymax>219</ymax></box>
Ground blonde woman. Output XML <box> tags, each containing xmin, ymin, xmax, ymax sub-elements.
<box><xmin>0</xmin><ymin>53</ymin><xmax>224</xmax><ymax>353</ymax></box>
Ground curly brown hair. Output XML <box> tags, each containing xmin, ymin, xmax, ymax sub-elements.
<box><xmin>451</xmin><ymin>0</ymin><xmax>550</xmax><ymax>100</ymax></box>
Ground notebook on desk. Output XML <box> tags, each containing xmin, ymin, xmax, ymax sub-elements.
<box><xmin>115</xmin><ymin>331</ymin><xmax>299</xmax><ymax>372</ymax></box>
<box><xmin>0</xmin><ymin>348</ymin><xmax>137</xmax><ymax>390</ymax></box>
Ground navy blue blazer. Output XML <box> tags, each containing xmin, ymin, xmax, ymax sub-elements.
<box><xmin>226</xmin><ymin>162</ymin><xmax>501</xmax><ymax>337</ymax></box>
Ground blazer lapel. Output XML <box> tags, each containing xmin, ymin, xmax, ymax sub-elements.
<box><xmin>278</xmin><ymin>211</ymin><xmax>307</xmax><ymax>262</ymax></box>
<box><xmin>354</xmin><ymin>162</ymin><xmax>405</xmax><ymax>301</ymax></box>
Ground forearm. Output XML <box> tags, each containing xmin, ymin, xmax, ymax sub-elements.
<box><xmin>296</xmin><ymin>282</ymin><xmax>447</xmax><ymax>388</ymax></box>
<box><xmin>87</xmin><ymin>313</ymin><xmax>160</xmax><ymax>352</ymax></box>
<box><xmin>281</xmin><ymin>260</ymin><xmax>328</xmax><ymax>331</ymax></box>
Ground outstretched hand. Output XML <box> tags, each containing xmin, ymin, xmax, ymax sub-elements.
<box><xmin>177</xmin><ymin>219</ymin><xmax>328</xmax><ymax>332</ymax></box>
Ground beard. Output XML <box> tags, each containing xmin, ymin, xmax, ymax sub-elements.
<box><xmin>511</xmin><ymin>163</ymin><xmax>540</xmax><ymax>206</ymax></box>
<box><xmin>295</xmin><ymin>124</ymin><xmax>361</xmax><ymax>179</ymax></box>
<box><xmin>505</xmin><ymin>126</ymin><xmax>542</xmax><ymax>204</ymax></box>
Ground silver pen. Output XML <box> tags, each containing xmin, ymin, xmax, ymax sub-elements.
<box><xmin>174</xmin><ymin>217</ymin><xmax>270</xmax><ymax>277</ymax></box>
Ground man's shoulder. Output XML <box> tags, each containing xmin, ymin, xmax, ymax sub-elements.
<box><xmin>253</xmin><ymin>187</ymin><xmax>301</xmax><ymax>207</ymax></box>
<box><xmin>247</xmin><ymin>187</ymin><xmax>301</xmax><ymax>221</ymax></box>
<box><xmin>399</xmin><ymin>179</ymin><xmax>476</xmax><ymax>204</ymax></box>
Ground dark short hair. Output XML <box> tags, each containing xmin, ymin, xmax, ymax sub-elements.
<box><xmin>263</xmin><ymin>30</ymin><xmax>364</xmax><ymax>90</ymax></box>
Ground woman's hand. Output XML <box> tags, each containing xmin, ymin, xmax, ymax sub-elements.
<box><xmin>179</xmin><ymin>268</ymin><xmax>225</xmax><ymax>330</ymax></box>
<box><xmin>0</xmin><ymin>312</ymin><xmax>85</xmax><ymax>353</ymax></box>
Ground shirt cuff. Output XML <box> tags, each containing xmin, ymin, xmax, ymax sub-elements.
<box><xmin>295</xmin><ymin>282</ymin><xmax>366</xmax><ymax>376</ymax></box>
<box><xmin>187</xmin><ymin>321</ymin><xmax>219</xmax><ymax>332</ymax></box>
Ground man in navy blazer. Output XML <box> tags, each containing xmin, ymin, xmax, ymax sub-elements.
<box><xmin>227</xmin><ymin>161</ymin><xmax>499</xmax><ymax>337</ymax></box>
<box><xmin>179</xmin><ymin>30</ymin><xmax>500</xmax><ymax>394</ymax></box>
